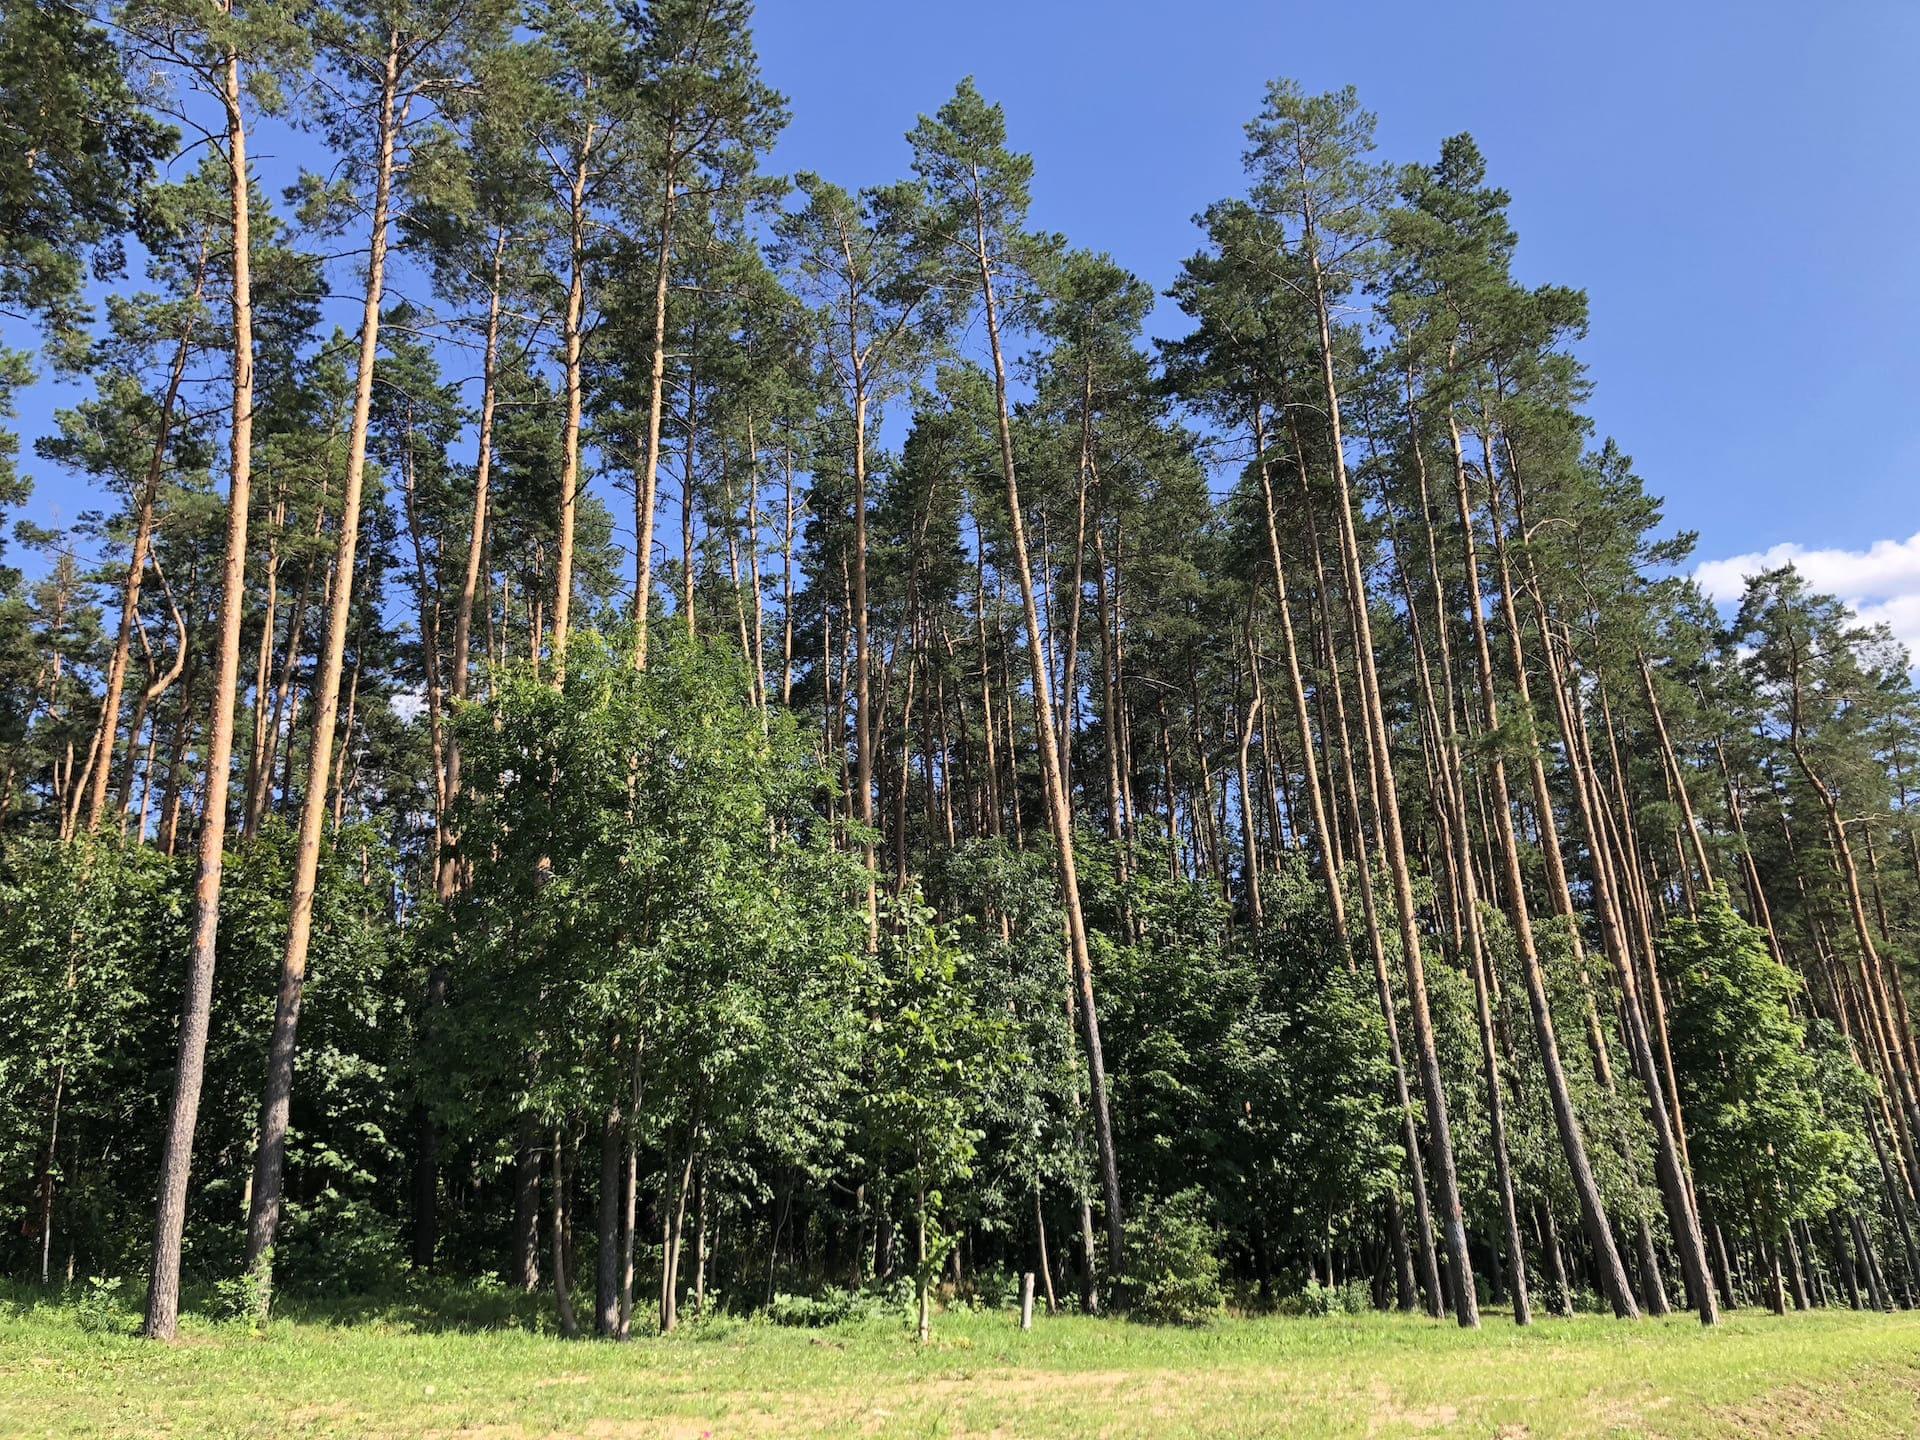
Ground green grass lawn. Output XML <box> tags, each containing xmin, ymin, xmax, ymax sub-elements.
<box><xmin>4</xmin><ymin>1288</ymin><xmax>1920</xmax><ymax>1438</ymax></box>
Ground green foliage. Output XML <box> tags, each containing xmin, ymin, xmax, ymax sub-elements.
<box><xmin>0</xmin><ymin>0</ymin><xmax>172</xmax><ymax>336</ymax></box>
<box><xmin>1281</xmin><ymin>1278</ymin><xmax>1372</xmax><ymax>1318</ymax></box>
<box><xmin>764</xmin><ymin>1284</ymin><xmax>897</xmax><ymax>1328</ymax></box>
<box><xmin>73</xmin><ymin>1273</ymin><xmax>130</xmax><ymax>1334</ymax></box>
<box><xmin>0</xmin><ymin>826</ymin><xmax>410</xmax><ymax>1287</ymax></box>
<box><xmin>1111</xmin><ymin>1188</ymin><xmax>1223</xmax><ymax>1325</ymax></box>
<box><xmin>211</xmin><ymin>1255</ymin><xmax>274</xmax><ymax>1330</ymax></box>
<box><xmin>274</xmin><ymin>1193</ymin><xmax>405</xmax><ymax>1299</ymax></box>
<box><xmin>444</xmin><ymin>628</ymin><xmax>869</xmax><ymax>1272</ymax></box>
<box><xmin>1102</xmin><ymin>853</ymin><xmax>1401</xmax><ymax>1262</ymax></box>
<box><xmin>0</xmin><ymin>835</ymin><xmax>181</xmax><ymax>1267</ymax></box>
<box><xmin>1665</xmin><ymin>893</ymin><xmax>1859</xmax><ymax>1239</ymax></box>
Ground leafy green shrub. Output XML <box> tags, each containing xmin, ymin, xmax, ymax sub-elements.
<box><xmin>765</xmin><ymin>1285</ymin><xmax>889</xmax><ymax>1327</ymax></box>
<box><xmin>74</xmin><ymin>1275</ymin><xmax>129</xmax><ymax>1334</ymax></box>
<box><xmin>1281</xmin><ymin>1277</ymin><xmax>1374</xmax><ymax>1317</ymax></box>
<box><xmin>1111</xmin><ymin>1188</ymin><xmax>1223</xmax><ymax>1325</ymax></box>
<box><xmin>1282</xmin><ymin>1279</ymin><xmax>1333</xmax><ymax>1317</ymax></box>
<box><xmin>276</xmin><ymin>1191</ymin><xmax>405</xmax><ymax>1297</ymax></box>
<box><xmin>211</xmin><ymin>1256</ymin><xmax>273</xmax><ymax>1329</ymax></box>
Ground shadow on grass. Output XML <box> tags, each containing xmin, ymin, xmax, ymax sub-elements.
<box><xmin>0</xmin><ymin>1275</ymin><xmax>566</xmax><ymax>1338</ymax></box>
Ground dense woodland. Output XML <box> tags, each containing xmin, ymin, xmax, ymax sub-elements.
<box><xmin>5</xmin><ymin>0</ymin><xmax>1920</xmax><ymax>1345</ymax></box>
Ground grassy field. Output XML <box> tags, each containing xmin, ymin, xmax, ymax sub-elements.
<box><xmin>4</xmin><ymin>1287</ymin><xmax>1920</xmax><ymax>1438</ymax></box>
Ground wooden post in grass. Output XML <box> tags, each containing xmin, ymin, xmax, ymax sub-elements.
<box><xmin>1021</xmin><ymin>1272</ymin><xmax>1035</xmax><ymax>1330</ymax></box>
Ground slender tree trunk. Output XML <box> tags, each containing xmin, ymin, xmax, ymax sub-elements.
<box><xmin>631</xmin><ymin>134</ymin><xmax>675</xmax><ymax>672</ymax></box>
<box><xmin>1388</xmin><ymin>401</ymin><xmax>1530</xmax><ymax>1323</ymax></box>
<box><xmin>618</xmin><ymin>1042</ymin><xmax>642</xmax><ymax>1338</ymax></box>
<box><xmin>1034</xmin><ymin>1191</ymin><xmax>1058</xmax><ymax>1313</ymax></box>
<box><xmin>851</xmin><ymin>369</ymin><xmax>878</xmax><ymax>938</ymax></box>
<box><xmin>1443</xmin><ymin>408</ymin><xmax>1635</xmax><ymax>1320</ymax></box>
<box><xmin>678</xmin><ymin>355</ymin><xmax>698</xmax><ymax>634</ymax></box>
<box><xmin>1543</xmin><ymin>623</ymin><xmax>1718</xmax><ymax>1325</ymax></box>
<box><xmin>660</xmin><ymin>1119</ymin><xmax>699</xmax><ymax>1334</ymax></box>
<box><xmin>512</xmin><ymin>1114</ymin><xmax>541</xmax><ymax>1292</ymax></box>
<box><xmin>1637</xmin><ymin>652</ymin><xmax>1715</xmax><ymax>895</ymax></box>
<box><xmin>115</xmin><ymin>569</ymin><xmax>188</xmax><ymax>835</ymax></box>
<box><xmin>595</xmin><ymin>1104</ymin><xmax>621</xmax><ymax>1336</ymax></box>
<box><xmin>551</xmin><ymin>1125</ymin><xmax>580</xmax><ymax>1338</ymax></box>
<box><xmin>780</xmin><ymin>441</ymin><xmax>798</xmax><ymax>704</ymax></box>
<box><xmin>1298</xmin><ymin>220</ymin><xmax>1475</xmax><ymax>1321</ymax></box>
<box><xmin>1250</xmin><ymin>403</ymin><xmax>1344</xmax><ymax>935</ymax></box>
<box><xmin>401</xmin><ymin>418</ymin><xmax>451</xmax><ymax>887</ymax></box>
<box><xmin>241</xmin><ymin>496</ymin><xmax>283</xmax><ymax>837</ymax></box>
<box><xmin>85</xmin><ymin>290</ymin><xmax>201</xmax><ymax>832</ymax></box>
<box><xmin>1306</xmin><ymin>512</ymin><xmax>1444</xmax><ymax>1319</ymax></box>
<box><xmin>143</xmin><ymin>36</ymin><xmax>254</xmax><ymax>1341</ymax></box>
<box><xmin>552</xmin><ymin>119</ymin><xmax>596</xmax><ymax>681</ymax></box>
<box><xmin>244</xmin><ymin>34</ymin><xmax>403</xmax><ymax>1283</ymax></box>
<box><xmin>970</xmin><ymin>186</ymin><xmax>1123</xmax><ymax>1270</ymax></box>
<box><xmin>442</xmin><ymin>228</ymin><xmax>508</xmax><ymax>890</ymax></box>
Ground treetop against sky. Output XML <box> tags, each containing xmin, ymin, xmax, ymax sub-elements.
<box><xmin>10</xmin><ymin>1</ymin><xmax>1919</xmax><ymax>652</ymax></box>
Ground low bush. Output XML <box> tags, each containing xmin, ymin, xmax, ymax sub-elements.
<box><xmin>1281</xmin><ymin>1277</ymin><xmax>1372</xmax><ymax>1317</ymax></box>
<box><xmin>1110</xmin><ymin>1188</ymin><xmax>1223</xmax><ymax>1325</ymax></box>
<box><xmin>73</xmin><ymin>1275</ymin><xmax>130</xmax><ymax>1334</ymax></box>
<box><xmin>211</xmin><ymin>1258</ymin><xmax>273</xmax><ymax>1330</ymax></box>
<box><xmin>765</xmin><ymin>1285</ymin><xmax>891</xmax><ymax>1327</ymax></box>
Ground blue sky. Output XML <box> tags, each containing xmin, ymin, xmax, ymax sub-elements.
<box><xmin>752</xmin><ymin>0</ymin><xmax>1920</xmax><ymax>644</ymax></box>
<box><xmin>14</xmin><ymin>1</ymin><xmax>1920</xmax><ymax>644</ymax></box>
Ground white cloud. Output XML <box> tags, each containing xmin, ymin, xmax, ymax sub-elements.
<box><xmin>1693</xmin><ymin>530</ymin><xmax>1920</xmax><ymax>661</ymax></box>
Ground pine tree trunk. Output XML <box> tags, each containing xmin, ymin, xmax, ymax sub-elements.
<box><xmin>631</xmin><ymin>133</ymin><xmax>675</xmax><ymax>671</ymax></box>
<box><xmin>1443</xmin><ymin>408</ymin><xmax>1634</xmax><ymax>1320</ymax></box>
<box><xmin>851</xmin><ymin>374</ymin><xmax>878</xmax><ymax>937</ymax></box>
<box><xmin>971</xmin><ymin>192</ymin><xmax>1124</xmax><ymax>1271</ymax></box>
<box><xmin>244</xmin><ymin>31</ymin><xmax>402</xmax><ymax>1283</ymax></box>
<box><xmin>551</xmin><ymin>120</ymin><xmax>596</xmax><ymax>681</ymax></box>
<box><xmin>1541</xmin><ymin>619</ymin><xmax>1719</xmax><ymax>1324</ymax></box>
<box><xmin>1386</xmin><ymin>421</ymin><xmax>1531</xmax><ymax>1324</ymax></box>
<box><xmin>1297</xmin><ymin>226</ymin><xmax>1477</xmax><ymax>1323</ymax></box>
<box><xmin>241</xmin><ymin>500</ymin><xmax>283</xmax><ymax>837</ymax></box>
<box><xmin>84</xmin><ymin>290</ymin><xmax>201</xmax><ymax>833</ymax></box>
<box><xmin>442</xmin><ymin>228</ymin><xmax>507</xmax><ymax>889</ymax></box>
<box><xmin>143</xmin><ymin>35</ymin><xmax>254</xmax><ymax>1341</ymax></box>
<box><xmin>678</xmin><ymin>357</ymin><xmax>698</xmax><ymax>634</ymax></box>
<box><xmin>1250</xmin><ymin>404</ymin><xmax>1344</xmax><ymax>935</ymax></box>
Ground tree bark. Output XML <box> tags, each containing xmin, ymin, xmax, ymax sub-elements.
<box><xmin>144</xmin><ymin>31</ymin><xmax>254</xmax><ymax>1341</ymax></box>
<box><xmin>244</xmin><ymin>29</ymin><xmax>402</xmax><ymax>1282</ymax></box>
<box><xmin>1443</xmin><ymin>408</ymin><xmax>1635</xmax><ymax>1320</ymax></box>
<box><xmin>1298</xmin><ymin>217</ymin><xmax>1475</xmax><ymax>1321</ymax></box>
<box><xmin>970</xmin><ymin>183</ymin><xmax>1124</xmax><ymax>1271</ymax></box>
<box><xmin>551</xmin><ymin>116</ymin><xmax>595</xmax><ymax>682</ymax></box>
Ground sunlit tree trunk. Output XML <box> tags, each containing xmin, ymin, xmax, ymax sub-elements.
<box><xmin>1443</xmin><ymin>409</ymin><xmax>1636</xmax><ymax>1320</ymax></box>
<box><xmin>442</xmin><ymin>227</ymin><xmax>508</xmax><ymax>893</ymax></box>
<box><xmin>552</xmin><ymin>119</ymin><xmax>595</xmax><ymax>681</ymax></box>
<box><xmin>244</xmin><ymin>29</ymin><xmax>403</xmax><ymax>1283</ymax></box>
<box><xmin>144</xmin><ymin>27</ymin><xmax>255</xmax><ymax>1341</ymax></box>
<box><xmin>971</xmin><ymin>189</ymin><xmax>1124</xmax><ymax>1271</ymax></box>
